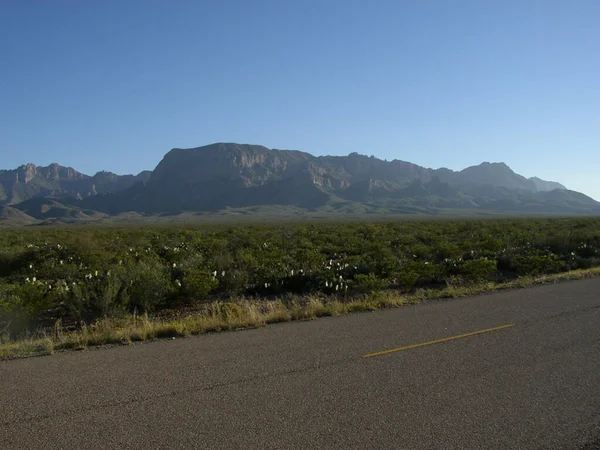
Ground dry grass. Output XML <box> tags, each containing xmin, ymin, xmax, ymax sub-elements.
<box><xmin>2</xmin><ymin>266</ymin><xmax>600</xmax><ymax>360</ymax></box>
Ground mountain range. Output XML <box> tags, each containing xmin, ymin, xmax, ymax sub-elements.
<box><xmin>1</xmin><ymin>143</ymin><xmax>598</xmax><ymax>225</ymax></box>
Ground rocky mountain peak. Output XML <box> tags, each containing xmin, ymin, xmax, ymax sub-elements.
<box><xmin>1</xmin><ymin>143</ymin><xmax>594</xmax><ymax>217</ymax></box>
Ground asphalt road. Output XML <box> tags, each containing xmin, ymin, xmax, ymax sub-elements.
<box><xmin>1</xmin><ymin>278</ymin><xmax>599</xmax><ymax>449</ymax></box>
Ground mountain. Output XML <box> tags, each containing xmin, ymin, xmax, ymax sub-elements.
<box><xmin>1</xmin><ymin>143</ymin><xmax>598</xmax><ymax>222</ymax></box>
<box><xmin>75</xmin><ymin>143</ymin><xmax>597</xmax><ymax>216</ymax></box>
<box><xmin>442</xmin><ymin>162</ymin><xmax>537</xmax><ymax>191</ymax></box>
<box><xmin>529</xmin><ymin>177</ymin><xmax>567</xmax><ymax>192</ymax></box>
<box><xmin>0</xmin><ymin>163</ymin><xmax>150</xmax><ymax>205</ymax></box>
<box><xmin>0</xmin><ymin>205</ymin><xmax>37</xmax><ymax>226</ymax></box>
<box><xmin>13</xmin><ymin>198</ymin><xmax>107</xmax><ymax>221</ymax></box>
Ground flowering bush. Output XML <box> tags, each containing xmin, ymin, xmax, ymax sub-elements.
<box><xmin>0</xmin><ymin>217</ymin><xmax>598</xmax><ymax>336</ymax></box>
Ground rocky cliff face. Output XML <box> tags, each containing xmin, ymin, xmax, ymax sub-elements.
<box><xmin>149</xmin><ymin>144</ymin><xmax>307</xmax><ymax>187</ymax></box>
<box><xmin>0</xmin><ymin>163</ymin><xmax>150</xmax><ymax>205</ymax></box>
<box><xmin>79</xmin><ymin>142</ymin><xmax>589</xmax><ymax>215</ymax></box>
<box><xmin>2</xmin><ymin>143</ymin><xmax>594</xmax><ymax>217</ymax></box>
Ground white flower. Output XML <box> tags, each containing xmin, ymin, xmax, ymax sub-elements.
<box><xmin>221</xmin><ymin>271</ymin><xmax>225</xmax><ymax>277</ymax></box>
<box><xmin>32</xmin><ymin>277</ymin><xmax>36</xmax><ymax>282</ymax></box>
<box><xmin>25</xmin><ymin>277</ymin><xmax>30</xmax><ymax>283</ymax></box>
<box><xmin>95</xmin><ymin>270</ymin><xmax>98</xmax><ymax>277</ymax></box>
<box><xmin>291</xmin><ymin>270</ymin><xmax>294</xmax><ymax>276</ymax></box>
<box><xmin>173</xmin><ymin>263</ymin><xmax>177</xmax><ymax>268</ymax></box>
<box><xmin>325</xmin><ymin>281</ymin><xmax>329</xmax><ymax>287</ymax></box>
<box><xmin>213</xmin><ymin>270</ymin><xmax>217</xmax><ymax>277</ymax></box>
<box><xmin>29</xmin><ymin>264</ymin><xmax>33</xmax><ymax>269</ymax></box>
<box><xmin>175</xmin><ymin>279</ymin><xmax>182</xmax><ymax>287</ymax></box>
<box><xmin>59</xmin><ymin>260</ymin><xmax>63</xmax><ymax>265</ymax></box>
<box><xmin>335</xmin><ymin>284</ymin><xmax>339</xmax><ymax>291</ymax></box>
<box><xmin>264</xmin><ymin>282</ymin><xmax>268</xmax><ymax>288</ymax></box>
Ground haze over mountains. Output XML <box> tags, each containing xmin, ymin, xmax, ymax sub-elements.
<box><xmin>1</xmin><ymin>143</ymin><xmax>598</xmax><ymax>224</ymax></box>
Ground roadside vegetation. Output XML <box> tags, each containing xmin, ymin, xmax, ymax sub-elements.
<box><xmin>1</xmin><ymin>217</ymin><xmax>600</xmax><ymax>358</ymax></box>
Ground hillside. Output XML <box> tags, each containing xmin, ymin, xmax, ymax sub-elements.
<box><xmin>0</xmin><ymin>205</ymin><xmax>37</xmax><ymax>226</ymax></box>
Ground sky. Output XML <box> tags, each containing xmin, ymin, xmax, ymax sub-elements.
<box><xmin>1</xmin><ymin>0</ymin><xmax>599</xmax><ymax>199</ymax></box>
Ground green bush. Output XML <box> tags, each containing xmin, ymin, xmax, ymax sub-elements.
<box><xmin>182</xmin><ymin>268</ymin><xmax>219</xmax><ymax>303</ymax></box>
<box><xmin>354</xmin><ymin>273</ymin><xmax>388</xmax><ymax>293</ymax></box>
<box><xmin>397</xmin><ymin>269</ymin><xmax>421</xmax><ymax>292</ymax></box>
<box><xmin>127</xmin><ymin>260</ymin><xmax>175</xmax><ymax>312</ymax></box>
<box><xmin>0</xmin><ymin>217</ymin><xmax>599</xmax><ymax>336</ymax></box>
<box><xmin>0</xmin><ymin>282</ymin><xmax>58</xmax><ymax>335</ymax></box>
<box><xmin>458</xmin><ymin>259</ymin><xmax>497</xmax><ymax>282</ymax></box>
<box><xmin>65</xmin><ymin>273</ymin><xmax>130</xmax><ymax>323</ymax></box>
<box><xmin>506</xmin><ymin>252</ymin><xmax>566</xmax><ymax>276</ymax></box>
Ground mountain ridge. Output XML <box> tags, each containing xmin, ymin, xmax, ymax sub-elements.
<box><xmin>0</xmin><ymin>163</ymin><xmax>151</xmax><ymax>205</ymax></box>
<box><xmin>1</xmin><ymin>143</ymin><xmax>596</xmax><ymax>223</ymax></box>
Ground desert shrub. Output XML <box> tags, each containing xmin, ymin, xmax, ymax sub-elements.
<box><xmin>0</xmin><ymin>217</ymin><xmax>599</xmax><ymax>336</ymax></box>
<box><xmin>457</xmin><ymin>258</ymin><xmax>497</xmax><ymax>282</ymax></box>
<box><xmin>216</xmin><ymin>268</ymin><xmax>250</xmax><ymax>295</ymax></box>
<box><xmin>0</xmin><ymin>282</ymin><xmax>58</xmax><ymax>335</ymax></box>
<box><xmin>504</xmin><ymin>252</ymin><xmax>566</xmax><ymax>276</ymax></box>
<box><xmin>397</xmin><ymin>268</ymin><xmax>421</xmax><ymax>292</ymax></box>
<box><xmin>354</xmin><ymin>273</ymin><xmax>388</xmax><ymax>293</ymax></box>
<box><xmin>181</xmin><ymin>268</ymin><xmax>219</xmax><ymax>303</ymax></box>
<box><xmin>126</xmin><ymin>260</ymin><xmax>175</xmax><ymax>312</ymax></box>
<box><xmin>569</xmin><ymin>256</ymin><xmax>600</xmax><ymax>270</ymax></box>
<box><xmin>573</xmin><ymin>243</ymin><xmax>599</xmax><ymax>259</ymax></box>
<box><xmin>0</xmin><ymin>249</ymin><xmax>28</xmax><ymax>278</ymax></box>
<box><xmin>394</xmin><ymin>261</ymin><xmax>447</xmax><ymax>291</ymax></box>
<box><xmin>434</xmin><ymin>241</ymin><xmax>462</xmax><ymax>262</ymax></box>
<box><xmin>65</xmin><ymin>273</ymin><xmax>130</xmax><ymax>323</ymax></box>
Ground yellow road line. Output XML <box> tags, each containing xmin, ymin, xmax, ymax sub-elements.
<box><xmin>363</xmin><ymin>323</ymin><xmax>516</xmax><ymax>358</ymax></box>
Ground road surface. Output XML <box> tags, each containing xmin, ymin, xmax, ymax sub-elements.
<box><xmin>1</xmin><ymin>278</ymin><xmax>599</xmax><ymax>449</ymax></box>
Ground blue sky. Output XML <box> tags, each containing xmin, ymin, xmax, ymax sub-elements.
<box><xmin>2</xmin><ymin>0</ymin><xmax>599</xmax><ymax>199</ymax></box>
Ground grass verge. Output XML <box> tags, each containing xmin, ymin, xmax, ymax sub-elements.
<box><xmin>2</xmin><ymin>266</ymin><xmax>600</xmax><ymax>360</ymax></box>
